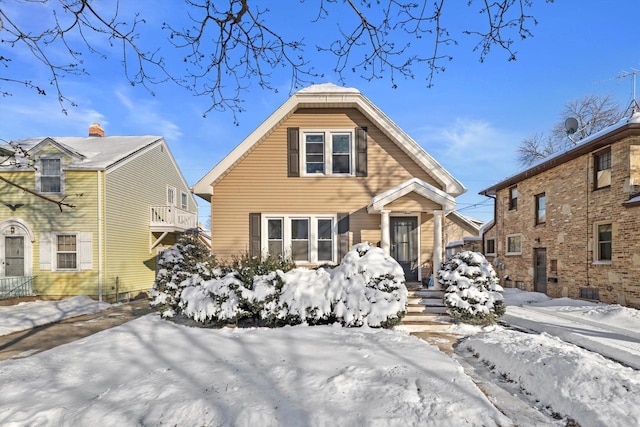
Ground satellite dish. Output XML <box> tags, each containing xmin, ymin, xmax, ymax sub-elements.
<box><xmin>565</xmin><ymin>117</ymin><xmax>579</xmax><ymax>134</ymax></box>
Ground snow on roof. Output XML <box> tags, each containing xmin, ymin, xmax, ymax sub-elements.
<box><xmin>480</xmin><ymin>111</ymin><xmax>640</xmax><ymax>195</ymax></box>
<box><xmin>192</xmin><ymin>83</ymin><xmax>466</xmax><ymax>201</ymax></box>
<box><xmin>2</xmin><ymin>135</ymin><xmax>163</xmax><ymax>170</ymax></box>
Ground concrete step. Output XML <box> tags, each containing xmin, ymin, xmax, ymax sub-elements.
<box><xmin>408</xmin><ymin>289</ymin><xmax>445</xmax><ymax>299</ymax></box>
<box><xmin>396</xmin><ymin>314</ymin><xmax>453</xmax><ymax>333</ymax></box>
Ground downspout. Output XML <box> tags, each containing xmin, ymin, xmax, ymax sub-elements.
<box><xmin>97</xmin><ymin>170</ymin><xmax>103</xmax><ymax>302</ymax></box>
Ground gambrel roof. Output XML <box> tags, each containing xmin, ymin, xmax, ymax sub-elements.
<box><xmin>193</xmin><ymin>83</ymin><xmax>466</xmax><ymax>201</ymax></box>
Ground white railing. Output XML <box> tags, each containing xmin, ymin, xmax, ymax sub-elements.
<box><xmin>0</xmin><ymin>276</ymin><xmax>35</xmax><ymax>299</ymax></box>
<box><xmin>150</xmin><ymin>206</ymin><xmax>197</xmax><ymax>231</ymax></box>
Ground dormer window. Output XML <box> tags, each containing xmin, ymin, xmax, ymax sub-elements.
<box><xmin>38</xmin><ymin>158</ymin><xmax>62</xmax><ymax>194</ymax></box>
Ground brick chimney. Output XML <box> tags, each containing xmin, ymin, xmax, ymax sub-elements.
<box><xmin>88</xmin><ymin>122</ymin><xmax>105</xmax><ymax>137</ymax></box>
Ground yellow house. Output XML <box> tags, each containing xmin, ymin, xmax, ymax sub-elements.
<box><xmin>193</xmin><ymin>83</ymin><xmax>475</xmax><ymax>285</ymax></box>
<box><xmin>0</xmin><ymin>124</ymin><xmax>198</xmax><ymax>301</ymax></box>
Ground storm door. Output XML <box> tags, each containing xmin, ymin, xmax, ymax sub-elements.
<box><xmin>390</xmin><ymin>217</ymin><xmax>418</xmax><ymax>281</ymax></box>
<box><xmin>534</xmin><ymin>248</ymin><xmax>547</xmax><ymax>294</ymax></box>
<box><xmin>5</xmin><ymin>236</ymin><xmax>25</xmax><ymax>277</ymax></box>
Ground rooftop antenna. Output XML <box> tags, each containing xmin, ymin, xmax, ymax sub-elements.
<box><xmin>608</xmin><ymin>68</ymin><xmax>640</xmax><ymax>114</ymax></box>
<box><xmin>565</xmin><ymin>117</ymin><xmax>579</xmax><ymax>144</ymax></box>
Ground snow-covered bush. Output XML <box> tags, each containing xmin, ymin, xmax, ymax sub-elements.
<box><xmin>156</xmin><ymin>241</ymin><xmax>408</xmax><ymax>328</ymax></box>
<box><xmin>438</xmin><ymin>251</ymin><xmax>505</xmax><ymax>325</ymax></box>
<box><xmin>149</xmin><ymin>232</ymin><xmax>216</xmax><ymax>318</ymax></box>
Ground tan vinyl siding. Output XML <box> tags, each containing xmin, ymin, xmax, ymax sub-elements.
<box><xmin>387</xmin><ymin>193</ymin><xmax>441</xmax><ymax>212</ymax></box>
<box><xmin>0</xmin><ymin>169</ymin><xmax>100</xmax><ymax>298</ymax></box>
<box><xmin>104</xmin><ymin>143</ymin><xmax>197</xmax><ymax>299</ymax></box>
<box><xmin>211</xmin><ymin>108</ymin><xmax>442</xmax><ymax>261</ymax></box>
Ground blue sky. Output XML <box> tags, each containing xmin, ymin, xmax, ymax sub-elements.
<box><xmin>1</xmin><ymin>1</ymin><xmax>639</xmax><ymax>226</ymax></box>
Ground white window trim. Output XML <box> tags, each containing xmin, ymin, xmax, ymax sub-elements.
<box><xmin>180</xmin><ymin>191</ymin><xmax>188</xmax><ymax>210</ymax></box>
<box><xmin>505</xmin><ymin>233</ymin><xmax>523</xmax><ymax>256</ymax></box>
<box><xmin>485</xmin><ymin>238</ymin><xmax>496</xmax><ymax>256</ymax></box>
<box><xmin>167</xmin><ymin>185</ymin><xmax>177</xmax><ymax>207</ymax></box>
<box><xmin>55</xmin><ymin>233</ymin><xmax>79</xmax><ymax>271</ymax></box>
<box><xmin>261</xmin><ymin>214</ymin><xmax>338</xmax><ymax>264</ymax></box>
<box><xmin>35</xmin><ymin>156</ymin><xmax>64</xmax><ymax>195</ymax></box>
<box><xmin>593</xmin><ymin>221</ymin><xmax>612</xmax><ymax>264</ymax></box>
<box><xmin>300</xmin><ymin>129</ymin><xmax>355</xmax><ymax>177</ymax></box>
<box><xmin>40</xmin><ymin>231</ymin><xmax>92</xmax><ymax>272</ymax></box>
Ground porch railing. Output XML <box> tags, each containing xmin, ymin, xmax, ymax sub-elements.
<box><xmin>0</xmin><ymin>276</ymin><xmax>36</xmax><ymax>299</ymax></box>
<box><xmin>150</xmin><ymin>205</ymin><xmax>197</xmax><ymax>231</ymax></box>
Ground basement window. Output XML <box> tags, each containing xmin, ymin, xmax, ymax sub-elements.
<box><xmin>580</xmin><ymin>288</ymin><xmax>599</xmax><ymax>301</ymax></box>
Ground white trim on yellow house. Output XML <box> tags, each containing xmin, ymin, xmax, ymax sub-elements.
<box><xmin>193</xmin><ymin>83</ymin><xmax>466</xmax><ymax>201</ymax></box>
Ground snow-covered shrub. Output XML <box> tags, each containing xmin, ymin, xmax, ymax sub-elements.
<box><xmin>228</xmin><ymin>252</ymin><xmax>296</xmax><ymax>289</ymax></box>
<box><xmin>329</xmin><ymin>242</ymin><xmax>407</xmax><ymax>327</ymax></box>
<box><xmin>438</xmin><ymin>251</ymin><xmax>505</xmax><ymax>325</ymax></box>
<box><xmin>159</xmin><ymin>241</ymin><xmax>408</xmax><ymax>328</ymax></box>
<box><xmin>149</xmin><ymin>232</ymin><xmax>216</xmax><ymax>318</ymax></box>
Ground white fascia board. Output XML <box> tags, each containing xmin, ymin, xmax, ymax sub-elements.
<box><xmin>192</xmin><ymin>85</ymin><xmax>466</xmax><ymax>199</ymax></box>
<box><xmin>367</xmin><ymin>178</ymin><xmax>456</xmax><ymax>213</ymax></box>
<box><xmin>192</xmin><ymin>95</ymin><xmax>300</xmax><ymax>199</ymax></box>
<box><xmin>353</xmin><ymin>93</ymin><xmax>466</xmax><ymax>197</ymax></box>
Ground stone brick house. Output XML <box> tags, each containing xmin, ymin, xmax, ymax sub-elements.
<box><xmin>480</xmin><ymin>112</ymin><xmax>640</xmax><ymax>308</ymax></box>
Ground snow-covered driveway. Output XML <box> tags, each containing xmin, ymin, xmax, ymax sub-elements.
<box><xmin>502</xmin><ymin>297</ymin><xmax>640</xmax><ymax>369</ymax></box>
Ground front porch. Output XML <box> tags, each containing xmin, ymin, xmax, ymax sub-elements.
<box><xmin>367</xmin><ymin>178</ymin><xmax>457</xmax><ymax>289</ymax></box>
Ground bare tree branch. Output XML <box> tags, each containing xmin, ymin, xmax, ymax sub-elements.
<box><xmin>517</xmin><ymin>94</ymin><xmax>624</xmax><ymax>166</ymax></box>
<box><xmin>0</xmin><ymin>0</ymin><xmax>551</xmax><ymax>118</ymax></box>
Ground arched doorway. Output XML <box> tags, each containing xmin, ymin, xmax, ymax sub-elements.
<box><xmin>0</xmin><ymin>219</ymin><xmax>34</xmax><ymax>278</ymax></box>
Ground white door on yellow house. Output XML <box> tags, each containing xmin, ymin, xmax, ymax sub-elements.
<box><xmin>5</xmin><ymin>236</ymin><xmax>25</xmax><ymax>277</ymax></box>
<box><xmin>391</xmin><ymin>217</ymin><xmax>418</xmax><ymax>282</ymax></box>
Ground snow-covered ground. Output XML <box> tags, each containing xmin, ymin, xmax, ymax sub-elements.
<box><xmin>0</xmin><ymin>295</ymin><xmax>110</xmax><ymax>336</ymax></box>
<box><xmin>0</xmin><ymin>289</ymin><xmax>638</xmax><ymax>426</ymax></box>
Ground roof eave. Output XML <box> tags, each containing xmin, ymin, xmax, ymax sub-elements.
<box><xmin>480</xmin><ymin>121</ymin><xmax>640</xmax><ymax>195</ymax></box>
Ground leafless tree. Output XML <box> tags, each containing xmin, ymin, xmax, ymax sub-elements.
<box><xmin>517</xmin><ymin>94</ymin><xmax>624</xmax><ymax>166</ymax></box>
<box><xmin>1</xmin><ymin>0</ymin><xmax>552</xmax><ymax>120</ymax></box>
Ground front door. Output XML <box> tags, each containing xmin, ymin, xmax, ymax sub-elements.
<box><xmin>390</xmin><ymin>217</ymin><xmax>418</xmax><ymax>282</ymax></box>
<box><xmin>534</xmin><ymin>248</ymin><xmax>547</xmax><ymax>294</ymax></box>
<box><xmin>5</xmin><ymin>236</ymin><xmax>25</xmax><ymax>277</ymax></box>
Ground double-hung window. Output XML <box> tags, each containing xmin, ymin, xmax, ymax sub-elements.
<box><xmin>167</xmin><ymin>186</ymin><xmax>176</xmax><ymax>206</ymax></box>
<box><xmin>509</xmin><ymin>186</ymin><xmax>518</xmax><ymax>210</ymax></box>
<box><xmin>181</xmin><ymin>191</ymin><xmax>188</xmax><ymax>210</ymax></box>
<box><xmin>56</xmin><ymin>234</ymin><xmax>77</xmax><ymax>270</ymax></box>
<box><xmin>596</xmin><ymin>223</ymin><xmax>612</xmax><ymax>262</ymax></box>
<box><xmin>594</xmin><ymin>149</ymin><xmax>611</xmax><ymax>190</ymax></box>
<box><xmin>485</xmin><ymin>238</ymin><xmax>496</xmax><ymax>256</ymax></box>
<box><xmin>506</xmin><ymin>234</ymin><xmax>522</xmax><ymax>255</ymax></box>
<box><xmin>267</xmin><ymin>219</ymin><xmax>284</xmax><ymax>257</ymax></box>
<box><xmin>535</xmin><ymin>193</ymin><xmax>546</xmax><ymax>225</ymax></box>
<box><xmin>39</xmin><ymin>158</ymin><xmax>62</xmax><ymax>193</ymax></box>
<box><xmin>263</xmin><ymin>215</ymin><xmax>336</xmax><ymax>263</ymax></box>
<box><xmin>303</xmin><ymin>130</ymin><xmax>353</xmax><ymax>176</ymax></box>
<box><xmin>291</xmin><ymin>218</ymin><xmax>310</xmax><ymax>261</ymax></box>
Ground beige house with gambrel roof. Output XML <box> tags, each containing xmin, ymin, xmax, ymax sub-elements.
<box><xmin>0</xmin><ymin>124</ymin><xmax>197</xmax><ymax>301</ymax></box>
<box><xmin>194</xmin><ymin>83</ymin><xmax>476</xmax><ymax>285</ymax></box>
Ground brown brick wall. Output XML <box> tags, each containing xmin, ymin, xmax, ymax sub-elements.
<box><xmin>489</xmin><ymin>136</ymin><xmax>640</xmax><ymax>308</ymax></box>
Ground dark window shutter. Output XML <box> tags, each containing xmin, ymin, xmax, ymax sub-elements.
<box><xmin>337</xmin><ymin>212</ymin><xmax>350</xmax><ymax>260</ymax></box>
<box><xmin>355</xmin><ymin>126</ymin><xmax>367</xmax><ymax>177</ymax></box>
<box><xmin>287</xmin><ymin>127</ymin><xmax>300</xmax><ymax>177</ymax></box>
<box><xmin>249</xmin><ymin>213</ymin><xmax>261</xmax><ymax>257</ymax></box>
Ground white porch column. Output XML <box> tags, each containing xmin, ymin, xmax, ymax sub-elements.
<box><xmin>381</xmin><ymin>210</ymin><xmax>391</xmax><ymax>256</ymax></box>
<box><xmin>432</xmin><ymin>210</ymin><xmax>443</xmax><ymax>290</ymax></box>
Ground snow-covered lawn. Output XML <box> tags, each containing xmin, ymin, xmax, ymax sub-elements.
<box><xmin>0</xmin><ymin>295</ymin><xmax>110</xmax><ymax>336</ymax></box>
<box><xmin>0</xmin><ymin>315</ymin><xmax>509</xmax><ymax>426</ymax></box>
<box><xmin>0</xmin><ymin>289</ymin><xmax>638</xmax><ymax>426</ymax></box>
